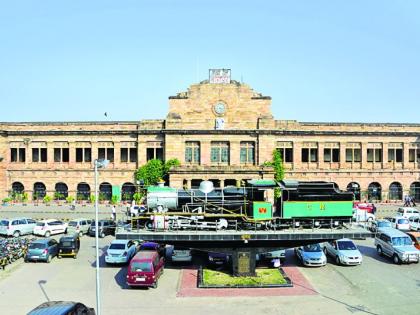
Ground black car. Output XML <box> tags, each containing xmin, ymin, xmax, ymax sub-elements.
<box><xmin>88</xmin><ymin>220</ymin><xmax>116</xmax><ymax>238</ymax></box>
<box><xmin>27</xmin><ymin>301</ymin><xmax>95</xmax><ymax>315</ymax></box>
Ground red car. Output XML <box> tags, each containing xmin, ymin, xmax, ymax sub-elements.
<box><xmin>126</xmin><ymin>251</ymin><xmax>164</xmax><ymax>289</ymax></box>
<box><xmin>353</xmin><ymin>202</ymin><xmax>376</xmax><ymax>213</ymax></box>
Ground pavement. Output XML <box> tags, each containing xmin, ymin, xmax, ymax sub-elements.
<box><xmin>0</xmin><ymin>234</ymin><xmax>419</xmax><ymax>315</ymax></box>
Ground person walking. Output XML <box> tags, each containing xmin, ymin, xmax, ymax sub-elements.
<box><xmin>111</xmin><ymin>205</ymin><xmax>116</xmax><ymax>221</ymax></box>
<box><xmin>410</xmin><ymin>195</ymin><xmax>417</xmax><ymax>207</ymax></box>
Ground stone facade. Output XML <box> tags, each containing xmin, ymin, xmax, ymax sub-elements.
<box><xmin>1</xmin><ymin>76</ymin><xmax>420</xmax><ymax>202</ymax></box>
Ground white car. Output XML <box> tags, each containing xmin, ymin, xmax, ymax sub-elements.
<box><xmin>409</xmin><ymin>216</ymin><xmax>420</xmax><ymax>231</ymax></box>
<box><xmin>386</xmin><ymin>216</ymin><xmax>410</xmax><ymax>231</ymax></box>
<box><xmin>353</xmin><ymin>209</ymin><xmax>375</xmax><ymax>222</ymax></box>
<box><xmin>105</xmin><ymin>239</ymin><xmax>138</xmax><ymax>264</ymax></box>
<box><xmin>33</xmin><ymin>219</ymin><xmax>68</xmax><ymax>237</ymax></box>
<box><xmin>396</xmin><ymin>207</ymin><xmax>419</xmax><ymax>219</ymax></box>
<box><xmin>323</xmin><ymin>239</ymin><xmax>363</xmax><ymax>266</ymax></box>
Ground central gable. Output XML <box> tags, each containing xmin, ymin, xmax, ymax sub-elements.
<box><xmin>167</xmin><ymin>79</ymin><xmax>273</xmax><ymax>130</ymax></box>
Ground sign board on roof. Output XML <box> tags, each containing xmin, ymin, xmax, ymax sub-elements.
<box><xmin>209</xmin><ymin>69</ymin><xmax>231</xmax><ymax>84</ymax></box>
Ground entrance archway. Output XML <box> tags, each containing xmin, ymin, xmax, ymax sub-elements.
<box><xmin>77</xmin><ymin>183</ymin><xmax>90</xmax><ymax>201</ymax></box>
<box><xmin>33</xmin><ymin>182</ymin><xmax>46</xmax><ymax>200</ymax></box>
<box><xmin>410</xmin><ymin>182</ymin><xmax>420</xmax><ymax>202</ymax></box>
<box><xmin>99</xmin><ymin>182</ymin><xmax>112</xmax><ymax>201</ymax></box>
<box><xmin>368</xmin><ymin>182</ymin><xmax>382</xmax><ymax>201</ymax></box>
<box><xmin>389</xmin><ymin>182</ymin><xmax>402</xmax><ymax>200</ymax></box>
<box><xmin>346</xmin><ymin>182</ymin><xmax>360</xmax><ymax>201</ymax></box>
<box><xmin>55</xmin><ymin>182</ymin><xmax>68</xmax><ymax>200</ymax></box>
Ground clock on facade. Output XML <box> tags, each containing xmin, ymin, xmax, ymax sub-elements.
<box><xmin>214</xmin><ymin>102</ymin><xmax>226</xmax><ymax>115</ymax></box>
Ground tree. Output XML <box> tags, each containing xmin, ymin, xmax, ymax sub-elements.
<box><xmin>263</xmin><ymin>149</ymin><xmax>285</xmax><ymax>200</ymax></box>
<box><xmin>272</xmin><ymin>149</ymin><xmax>284</xmax><ymax>182</ymax></box>
<box><xmin>135</xmin><ymin>158</ymin><xmax>180</xmax><ymax>186</ymax></box>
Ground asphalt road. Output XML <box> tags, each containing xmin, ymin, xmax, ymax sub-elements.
<box><xmin>0</xmin><ymin>234</ymin><xmax>419</xmax><ymax>315</ymax></box>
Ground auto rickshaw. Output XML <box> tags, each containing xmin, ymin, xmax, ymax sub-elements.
<box><xmin>58</xmin><ymin>234</ymin><xmax>80</xmax><ymax>259</ymax></box>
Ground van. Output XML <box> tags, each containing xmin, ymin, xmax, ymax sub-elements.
<box><xmin>66</xmin><ymin>218</ymin><xmax>92</xmax><ymax>236</ymax></box>
<box><xmin>58</xmin><ymin>234</ymin><xmax>80</xmax><ymax>259</ymax></box>
<box><xmin>0</xmin><ymin>217</ymin><xmax>37</xmax><ymax>237</ymax></box>
<box><xmin>396</xmin><ymin>207</ymin><xmax>420</xmax><ymax>219</ymax></box>
<box><xmin>374</xmin><ymin>228</ymin><xmax>420</xmax><ymax>264</ymax></box>
<box><xmin>126</xmin><ymin>251</ymin><xmax>164</xmax><ymax>288</ymax></box>
<box><xmin>386</xmin><ymin>216</ymin><xmax>410</xmax><ymax>231</ymax></box>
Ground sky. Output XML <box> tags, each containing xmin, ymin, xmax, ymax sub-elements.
<box><xmin>0</xmin><ymin>0</ymin><xmax>419</xmax><ymax>123</ymax></box>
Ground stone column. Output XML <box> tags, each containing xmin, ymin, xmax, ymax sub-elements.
<box><xmin>201</xmin><ymin>140</ymin><xmax>211</xmax><ymax>165</ymax></box>
<box><xmin>230</xmin><ymin>140</ymin><xmax>241</xmax><ymax>166</ymax></box>
<box><xmin>361</xmin><ymin>142</ymin><xmax>368</xmax><ymax>169</ymax></box>
<box><xmin>317</xmin><ymin>142</ymin><xmax>325</xmax><ymax>170</ymax></box>
<box><xmin>403</xmin><ymin>142</ymin><xmax>410</xmax><ymax>169</ymax></box>
<box><xmin>382</xmin><ymin>143</ymin><xmax>388</xmax><ymax>169</ymax></box>
<box><xmin>340</xmin><ymin>143</ymin><xmax>347</xmax><ymax>169</ymax></box>
<box><xmin>293</xmin><ymin>142</ymin><xmax>302</xmax><ymax>170</ymax></box>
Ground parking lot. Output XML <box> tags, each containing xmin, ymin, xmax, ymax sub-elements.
<box><xmin>0</xmin><ymin>232</ymin><xmax>419</xmax><ymax>315</ymax></box>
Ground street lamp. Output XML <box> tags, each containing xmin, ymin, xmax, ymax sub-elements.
<box><xmin>94</xmin><ymin>158</ymin><xmax>109</xmax><ymax>315</ymax></box>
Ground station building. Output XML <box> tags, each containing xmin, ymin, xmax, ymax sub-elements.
<box><xmin>1</xmin><ymin>70</ymin><xmax>420</xmax><ymax>202</ymax></box>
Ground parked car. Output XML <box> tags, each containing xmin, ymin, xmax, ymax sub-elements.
<box><xmin>25</xmin><ymin>238</ymin><xmax>59</xmax><ymax>263</ymax></box>
<box><xmin>323</xmin><ymin>239</ymin><xmax>363</xmax><ymax>266</ymax></box>
<box><xmin>105</xmin><ymin>239</ymin><xmax>138</xmax><ymax>264</ymax></box>
<box><xmin>126</xmin><ymin>251</ymin><xmax>165</xmax><ymax>288</ymax></box>
<box><xmin>408</xmin><ymin>216</ymin><xmax>420</xmax><ymax>231</ymax></box>
<box><xmin>353</xmin><ymin>202</ymin><xmax>376</xmax><ymax>213</ymax></box>
<box><xmin>170</xmin><ymin>246</ymin><xmax>192</xmax><ymax>263</ymax></box>
<box><xmin>295</xmin><ymin>243</ymin><xmax>327</xmax><ymax>267</ymax></box>
<box><xmin>353</xmin><ymin>209</ymin><xmax>375</xmax><ymax>222</ymax></box>
<box><xmin>66</xmin><ymin>218</ymin><xmax>92</xmax><ymax>236</ymax></box>
<box><xmin>369</xmin><ymin>219</ymin><xmax>392</xmax><ymax>233</ymax></box>
<box><xmin>260</xmin><ymin>249</ymin><xmax>286</xmax><ymax>263</ymax></box>
<box><xmin>208</xmin><ymin>252</ymin><xmax>230</xmax><ymax>265</ymax></box>
<box><xmin>139</xmin><ymin>242</ymin><xmax>165</xmax><ymax>257</ymax></box>
<box><xmin>0</xmin><ymin>217</ymin><xmax>36</xmax><ymax>237</ymax></box>
<box><xmin>374</xmin><ymin>228</ymin><xmax>420</xmax><ymax>264</ymax></box>
<box><xmin>27</xmin><ymin>301</ymin><xmax>95</xmax><ymax>315</ymax></box>
<box><xmin>33</xmin><ymin>219</ymin><xmax>68</xmax><ymax>237</ymax></box>
<box><xmin>88</xmin><ymin>220</ymin><xmax>116</xmax><ymax>238</ymax></box>
<box><xmin>58</xmin><ymin>234</ymin><xmax>80</xmax><ymax>259</ymax></box>
<box><xmin>396</xmin><ymin>207</ymin><xmax>420</xmax><ymax>219</ymax></box>
<box><xmin>386</xmin><ymin>216</ymin><xmax>410</xmax><ymax>231</ymax></box>
<box><xmin>405</xmin><ymin>231</ymin><xmax>420</xmax><ymax>250</ymax></box>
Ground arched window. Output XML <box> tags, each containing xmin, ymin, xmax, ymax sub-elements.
<box><xmin>99</xmin><ymin>182</ymin><xmax>112</xmax><ymax>201</ymax></box>
<box><xmin>121</xmin><ymin>182</ymin><xmax>136</xmax><ymax>201</ymax></box>
<box><xmin>368</xmin><ymin>182</ymin><xmax>382</xmax><ymax>201</ymax></box>
<box><xmin>33</xmin><ymin>182</ymin><xmax>46</xmax><ymax>200</ymax></box>
<box><xmin>410</xmin><ymin>182</ymin><xmax>420</xmax><ymax>202</ymax></box>
<box><xmin>346</xmin><ymin>182</ymin><xmax>360</xmax><ymax>201</ymax></box>
<box><xmin>77</xmin><ymin>183</ymin><xmax>90</xmax><ymax>201</ymax></box>
<box><xmin>55</xmin><ymin>183</ymin><xmax>68</xmax><ymax>200</ymax></box>
<box><xmin>12</xmin><ymin>182</ymin><xmax>24</xmax><ymax>194</ymax></box>
<box><xmin>389</xmin><ymin>182</ymin><xmax>402</xmax><ymax>200</ymax></box>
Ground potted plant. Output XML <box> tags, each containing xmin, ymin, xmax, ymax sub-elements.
<box><xmin>2</xmin><ymin>197</ymin><xmax>12</xmax><ymax>206</ymax></box>
<box><xmin>22</xmin><ymin>192</ymin><xmax>28</xmax><ymax>206</ymax></box>
<box><xmin>43</xmin><ymin>195</ymin><xmax>52</xmax><ymax>206</ymax></box>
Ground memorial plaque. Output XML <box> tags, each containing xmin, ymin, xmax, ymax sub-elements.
<box><xmin>237</xmin><ymin>252</ymin><xmax>250</xmax><ymax>275</ymax></box>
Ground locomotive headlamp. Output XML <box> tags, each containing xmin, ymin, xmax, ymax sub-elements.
<box><xmin>314</xmin><ymin>221</ymin><xmax>320</xmax><ymax>227</ymax></box>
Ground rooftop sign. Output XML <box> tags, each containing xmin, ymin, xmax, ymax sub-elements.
<box><xmin>209</xmin><ymin>69</ymin><xmax>231</xmax><ymax>84</ymax></box>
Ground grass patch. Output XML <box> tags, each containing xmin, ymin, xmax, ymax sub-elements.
<box><xmin>203</xmin><ymin>268</ymin><xmax>287</xmax><ymax>286</ymax></box>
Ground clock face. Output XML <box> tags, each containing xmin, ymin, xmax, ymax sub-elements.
<box><xmin>214</xmin><ymin>103</ymin><xmax>226</xmax><ymax>115</ymax></box>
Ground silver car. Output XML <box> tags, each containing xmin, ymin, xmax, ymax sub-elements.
<box><xmin>0</xmin><ymin>217</ymin><xmax>37</xmax><ymax>237</ymax></box>
<box><xmin>323</xmin><ymin>238</ymin><xmax>363</xmax><ymax>266</ymax></box>
<box><xmin>295</xmin><ymin>244</ymin><xmax>327</xmax><ymax>267</ymax></box>
<box><xmin>374</xmin><ymin>228</ymin><xmax>419</xmax><ymax>264</ymax></box>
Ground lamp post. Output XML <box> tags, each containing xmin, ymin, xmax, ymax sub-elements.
<box><xmin>94</xmin><ymin>159</ymin><xmax>109</xmax><ymax>315</ymax></box>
